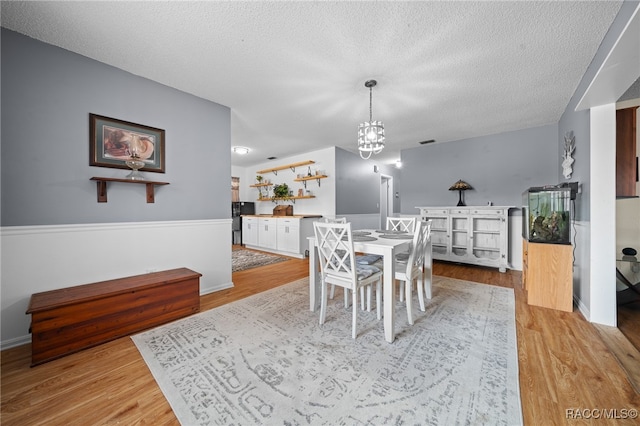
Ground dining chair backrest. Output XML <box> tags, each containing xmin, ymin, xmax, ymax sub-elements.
<box><xmin>314</xmin><ymin>222</ymin><xmax>357</xmax><ymax>285</ymax></box>
<box><xmin>401</xmin><ymin>220</ymin><xmax>429</xmax><ymax>278</ymax></box>
<box><xmin>419</xmin><ymin>220</ymin><xmax>432</xmax><ymax>267</ymax></box>
<box><xmin>320</xmin><ymin>217</ymin><xmax>347</xmax><ymax>224</ymax></box>
<box><xmin>387</xmin><ymin>217</ymin><xmax>417</xmax><ymax>233</ymax></box>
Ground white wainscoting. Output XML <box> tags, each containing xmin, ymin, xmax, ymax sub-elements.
<box><xmin>1</xmin><ymin>219</ymin><xmax>232</xmax><ymax>349</ymax></box>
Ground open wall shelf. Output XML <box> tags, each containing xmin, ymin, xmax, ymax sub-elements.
<box><xmin>257</xmin><ymin>160</ymin><xmax>315</xmax><ymax>175</ymax></box>
<box><xmin>294</xmin><ymin>175</ymin><xmax>328</xmax><ymax>188</ymax></box>
<box><xmin>90</xmin><ymin>177</ymin><xmax>169</xmax><ymax>203</ymax></box>
<box><xmin>257</xmin><ymin>195</ymin><xmax>316</xmax><ymax>203</ymax></box>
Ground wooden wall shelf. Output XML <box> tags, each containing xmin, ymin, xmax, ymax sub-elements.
<box><xmin>90</xmin><ymin>177</ymin><xmax>169</xmax><ymax>203</ymax></box>
<box><xmin>249</xmin><ymin>183</ymin><xmax>273</xmax><ymax>188</ymax></box>
<box><xmin>257</xmin><ymin>160</ymin><xmax>315</xmax><ymax>175</ymax></box>
<box><xmin>257</xmin><ymin>195</ymin><xmax>316</xmax><ymax>203</ymax></box>
<box><xmin>294</xmin><ymin>175</ymin><xmax>328</xmax><ymax>188</ymax></box>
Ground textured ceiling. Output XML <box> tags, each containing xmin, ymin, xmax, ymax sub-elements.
<box><xmin>1</xmin><ymin>1</ymin><xmax>625</xmax><ymax>167</ymax></box>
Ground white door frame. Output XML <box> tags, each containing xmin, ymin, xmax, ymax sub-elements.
<box><xmin>380</xmin><ymin>174</ymin><xmax>393</xmax><ymax>228</ymax></box>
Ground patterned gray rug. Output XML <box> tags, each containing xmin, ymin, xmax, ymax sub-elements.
<box><xmin>132</xmin><ymin>276</ymin><xmax>522</xmax><ymax>425</ymax></box>
<box><xmin>232</xmin><ymin>249</ymin><xmax>287</xmax><ymax>272</ymax></box>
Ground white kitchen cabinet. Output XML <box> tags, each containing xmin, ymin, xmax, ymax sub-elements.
<box><xmin>243</xmin><ymin>216</ymin><xmax>318</xmax><ymax>258</ymax></box>
<box><xmin>277</xmin><ymin>217</ymin><xmax>299</xmax><ymax>253</ymax></box>
<box><xmin>242</xmin><ymin>216</ymin><xmax>258</xmax><ymax>246</ymax></box>
<box><xmin>275</xmin><ymin>217</ymin><xmax>317</xmax><ymax>257</ymax></box>
<box><xmin>257</xmin><ymin>217</ymin><xmax>278</xmax><ymax>250</ymax></box>
<box><xmin>417</xmin><ymin>206</ymin><xmax>513</xmax><ymax>272</ymax></box>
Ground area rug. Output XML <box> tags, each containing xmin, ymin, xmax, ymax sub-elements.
<box><xmin>132</xmin><ymin>276</ymin><xmax>522</xmax><ymax>425</ymax></box>
<box><xmin>232</xmin><ymin>249</ymin><xmax>287</xmax><ymax>272</ymax></box>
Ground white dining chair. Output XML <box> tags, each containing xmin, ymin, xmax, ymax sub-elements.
<box><xmin>376</xmin><ymin>220</ymin><xmax>429</xmax><ymax>324</ymax></box>
<box><xmin>386</xmin><ymin>217</ymin><xmax>417</xmax><ymax>233</ymax></box>
<box><xmin>318</xmin><ymin>217</ymin><xmax>348</xmax><ymax>301</ymax></box>
<box><xmin>313</xmin><ymin>222</ymin><xmax>382</xmax><ymax>338</ymax></box>
<box><xmin>397</xmin><ymin>220</ymin><xmax>432</xmax><ymax>311</ymax></box>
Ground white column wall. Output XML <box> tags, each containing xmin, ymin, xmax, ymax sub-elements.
<box><xmin>589</xmin><ymin>104</ymin><xmax>617</xmax><ymax>325</ymax></box>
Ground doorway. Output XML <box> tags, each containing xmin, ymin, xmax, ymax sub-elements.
<box><xmin>380</xmin><ymin>174</ymin><xmax>393</xmax><ymax>228</ymax></box>
<box><xmin>616</xmin><ymin>102</ymin><xmax>640</xmax><ymax>352</ymax></box>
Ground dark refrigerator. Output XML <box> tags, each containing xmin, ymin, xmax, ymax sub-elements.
<box><xmin>232</xmin><ymin>202</ymin><xmax>255</xmax><ymax>245</ymax></box>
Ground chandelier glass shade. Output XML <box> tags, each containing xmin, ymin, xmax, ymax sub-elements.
<box><xmin>358</xmin><ymin>80</ymin><xmax>385</xmax><ymax>159</ymax></box>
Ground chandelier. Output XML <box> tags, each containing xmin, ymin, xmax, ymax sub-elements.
<box><xmin>358</xmin><ymin>80</ymin><xmax>385</xmax><ymax>159</ymax></box>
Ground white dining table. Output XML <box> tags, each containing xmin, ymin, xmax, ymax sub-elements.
<box><xmin>307</xmin><ymin>229</ymin><xmax>412</xmax><ymax>343</ymax></box>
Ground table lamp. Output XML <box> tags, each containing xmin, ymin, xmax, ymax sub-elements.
<box><xmin>449</xmin><ymin>179</ymin><xmax>473</xmax><ymax>206</ymax></box>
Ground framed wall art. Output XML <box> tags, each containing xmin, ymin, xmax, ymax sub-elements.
<box><xmin>89</xmin><ymin>113</ymin><xmax>165</xmax><ymax>173</ymax></box>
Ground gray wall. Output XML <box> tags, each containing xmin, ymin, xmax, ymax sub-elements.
<box><xmin>1</xmin><ymin>29</ymin><xmax>231</xmax><ymax>226</ymax></box>
<box><xmin>399</xmin><ymin>124</ymin><xmax>558</xmax><ymax>213</ymax></box>
<box><xmin>335</xmin><ymin>147</ymin><xmax>381</xmax><ymax>215</ymax></box>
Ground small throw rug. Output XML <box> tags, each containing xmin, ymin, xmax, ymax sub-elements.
<box><xmin>132</xmin><ymin>276</ymin><xmax>522</xmax><ymax>425</ymax></box>
<box><xmin>232</xmin><ymin>249</ymin><xmax>287</xmax><ymax>272</ymax></box>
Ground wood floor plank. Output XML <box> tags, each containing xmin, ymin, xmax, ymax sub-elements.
<box><xmin>2</xmin><ymin>255</ymin><xmax>639</xmax><ymax>425</ymax></box>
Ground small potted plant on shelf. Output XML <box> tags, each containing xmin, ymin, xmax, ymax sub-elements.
<box><xmin>256</xmin><ymin>175</ymin><xmax>263</xmax><ymax>184</ymax></box>
<box><xmin>272</xmin><ymin>183</ymin><xmax>291</xmax><ymax>203</ymax></box>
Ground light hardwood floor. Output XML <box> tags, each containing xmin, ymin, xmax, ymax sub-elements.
<box><xmin>618</xmin><ymin>302</ymin><xmax>640</xmax><ymax>352</ymax></box>
<box><xmin>2</xmin><ymin>251</ymin><xmax>639</xmax><ymax>425</ymax></box>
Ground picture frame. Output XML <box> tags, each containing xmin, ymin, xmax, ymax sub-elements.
<box><xmin>89</xmin><ymin>113</ymin><xmax>165</xmax><ymax>173</ymax></box>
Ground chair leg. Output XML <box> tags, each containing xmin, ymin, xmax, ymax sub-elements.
<box><xmin>376</xmin><ymin>280</ymin><xmax>382</xmax><ymax>320</ymax></box>
<box><xmin>319</xmin><ymin>280</ymin><xmax>328</xmax><ymax>325</ymax></box>
<box><xmin>417</xmin><ymin>275</ymin><xmax>426</xmax><ymax>312</ymax></box>
<box><xmin>405</xmin><ymin>280</ymin><xmax>414</xmax><ymax>325</ymax></box>
<box><xmin>424</xmin><ymin>267</ymin><xmax>432</xmax><ymax>299</ymax></box>
<box><xmin>366</xmin><ymin>286</ymin><xmax>372</xmax><ymax>312</ymax></box>
<box><xmin>329</xmin><ymin>284</ymin><xmax>335</xmax><ymax>299</ymax></box>
<box><xmin>352</xmin><ymin>287</ymin><xmax>358</xmax><ymax>339</ymax></box>
<box><xmin>360</xmin><ymin>287</ymin><xmax>366</xmax><ymax>311</ymax></box>
<box><xmin>344</xmin><ymin>288</ymin><xmax>350</xmax><ymax>308</ymax></box>
<box><xmin>399</xmin><ymin>281</ymin><xmax>405</xmax><ymax>302</ymax></box>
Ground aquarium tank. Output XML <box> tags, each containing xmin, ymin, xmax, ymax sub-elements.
<box><xmin>522</xmin><ymin>186</ymin><xmax>572</xmax><ymax>244</ymax></box>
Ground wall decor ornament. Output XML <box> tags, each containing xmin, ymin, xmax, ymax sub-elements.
<box><xmin>562</xmin><ymin>131</ymin><xmax>575</xmax><ymax>179</ymax></box>
<box><xmin>89</xmin><ymin>113</ymin><xmax>166</xmax><ymax>173</ymax></box>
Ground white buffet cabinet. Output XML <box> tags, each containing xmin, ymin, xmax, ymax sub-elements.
<box><xmin>242</xmin><ymin>215</ymin><xmax>319</xmax><ymax>258</ymax></box>
<box><xmin>416</xmin><ymin>206</ymin><xmax>513</xmax><ymax>272</ymax></box>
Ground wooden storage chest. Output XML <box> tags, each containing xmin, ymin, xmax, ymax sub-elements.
<box><xmin>26</xmin><ymin>267</ymin><xmax>201</xmax><ymax>366</ymax></box>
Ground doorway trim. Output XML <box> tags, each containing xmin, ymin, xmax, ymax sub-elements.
<box><xmin>380</xmin><ymin>174</ymin><xmax>393</xmax><ymax>228</ymax></box>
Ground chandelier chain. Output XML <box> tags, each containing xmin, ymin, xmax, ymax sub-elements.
<box><xmin>369</xmin><ymin>86</ymin><xmax>373</xmax><ymax>123</ymax></box>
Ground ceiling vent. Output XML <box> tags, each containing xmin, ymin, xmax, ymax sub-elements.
<box><xmin>419</xmin><ymin>139</ymin><xmax>435</xmax><ymax>145</ymax></box>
